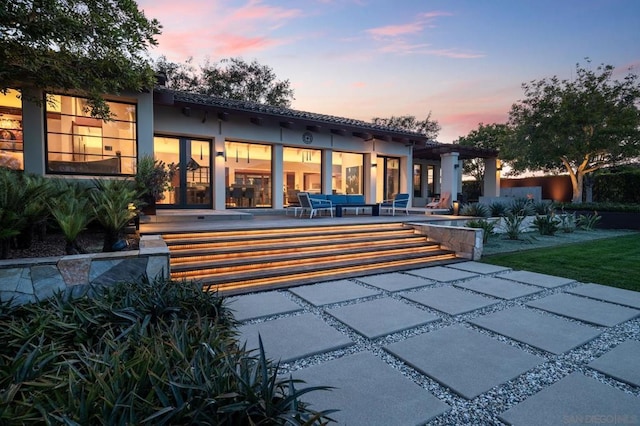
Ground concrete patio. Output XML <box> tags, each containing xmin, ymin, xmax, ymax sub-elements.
<box><xmin>231</xmin><ymin>263</ymin><xmax>640</xmax><ymax>425</ymax></box>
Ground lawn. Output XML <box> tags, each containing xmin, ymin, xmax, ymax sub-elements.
<box><xmin>481</xmin><ymin>234</ymin><xmax>640</xmax><ymax>292</ymax></box>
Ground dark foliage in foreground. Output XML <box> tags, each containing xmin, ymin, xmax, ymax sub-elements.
<box><xmin>0</xmin><ymin>279</ymin><xmax>335</xmax><ymax>425</ymax></box>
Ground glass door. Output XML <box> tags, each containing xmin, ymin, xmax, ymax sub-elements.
<box><xmin>154</xmin><ymin>136</ymin><xmax>211</xmax><ymax>208</ymax></box>
<box><xmin>376</xmin><ymin>156</ymin><xmax>400</xmax><ymax>201</ymax></box>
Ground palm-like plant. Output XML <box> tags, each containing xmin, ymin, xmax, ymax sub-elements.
<box><xmin>17</xmin><ymin>174</ymin><xmax>56</xmax><ymax>249</ymax></box>
<box><xmin>90</xmin><ymin>179</ymin><xmax>138</xmax><ymax>252</ymax></box>
<box><xmin>0</xmin><ymin>168</ymin><xmax>26</xmax><ymax>258</ymax></box>
<box><xmin>48</xmin><ymin>183</ymin><xmax>95</xmax><ymax>254</ymax></box>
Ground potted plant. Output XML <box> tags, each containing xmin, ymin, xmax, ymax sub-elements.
<box><xmin>135</xmin><ymin>154</ymin><xmax>177</xmax><ymax>215</ymax></box>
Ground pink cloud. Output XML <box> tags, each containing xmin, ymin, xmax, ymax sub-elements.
<box><xmin>213</xmin><ymin>33</ymin><xmax>285</xmax><ymax>56</ymax></box>
<box><xmin>439</xmin><ymin>111</ymin><xmax>509</xmax><ymax>141</ymax></box>
<box><xmin>138</xmin><ymin>0</ymin><xmax>303</xmax><ymax>61</ymax></box>
<box><xmin>366</xmin><ymin>22</ymin><xmax>424</xmax><ymax>38</ymax></box>
<box><xmin>352</xmin><ymin>81</ymin><xmax>367</xmax><ymax>88</ymax></box>
<box><xmin>228</xmin><ymin>0</ymin><xmax>302</xmax><ymax>22</ymax></box>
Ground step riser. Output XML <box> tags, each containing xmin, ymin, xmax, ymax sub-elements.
<box><xmin>202</xmin><ymin>255</ymin><xmax>458</xmax><ymax>295</ymax></box>
<box><xmin>173</xmin><ymin>249</ymin><xmax>453</xmax><ymax>281</ymax></box>
<box><xmin>165</xmin><ymin>229</ymin><xmax>417</xmax><ymax>249</ymax></box>
<box><xmin>164</xmin><ymin>223</ymin><xmax>457</xmax><ymax>294</ymax></box>
<box><xmin>170</xmin><ymin>238</ymin><xmax>432</xmax><ymax>263</ymax></box>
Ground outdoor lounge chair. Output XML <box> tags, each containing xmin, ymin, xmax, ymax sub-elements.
<box><xmin>425</xmin><ymin>192</ymin><xmax>451</xmax><ymax>214</ymax></box>
<box><xmin>297</xmin><ymin>192</ymin><xmax>334</xmax><ymax>218</ymax></box>
<box><xmin>379</xmin><ymin>193</ymin><xmax>410</xmax><ymax>216</ymax></box>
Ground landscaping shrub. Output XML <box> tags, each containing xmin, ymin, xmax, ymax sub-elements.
<box><xmin>502</xmin><ymin>213</ymin><xmax>531</xmax><ymax>240</ymax></box>
<box><xmin>532</xmin><ymin>213</ymin><xmax>560</xmax><ymax>236</ymax></box>
<box><xmin>489</xmin><ymin>201</ymin><xmax>508</xmax><ymax>217</ymax></box>
<box><xmin>593</xmin><ymin>170</ymin><xmax>640</xmax><ymax>203</ymax></box>
<box><xmin>576</xmin><ymin>212</ymin><xmax>602</xmax><ymax>231</ymax></box>
<box><xmin>506</xmin><ymin>198</ymin><xmax>535</xmax><ymax>217</ymax></box>
<box><xmin>466</xmin><ymin>218</ymin><xmax>497</xmax><ymax>243</ymax></box>
<box><xmin>558</xmin><ymin>202</ymin><xmax>640</xmax><ymax>213</ymax></box>
<box><xmin>532</xmin><ymin>200</ymin><xmax>554</xmax><ymax>215</ymax></box>
<box><xmin>557</xmin><ymin>212</ymin><xmax>577</xmax><ymax>233</ymax></box>
<box><xmin>0</xmin><ymin>278</ymin><xmax>334</xmax><ymax>424</ymax></box>
<box><xmin>48</xmin><ymin>181</ymin><xmax>95</xmax><ymax>254</ymax></box>
<box><xmin>91</xmin><ymin>179</ymin><xmax>139</xmax><ymax>252</ymax></box>
<box><xmin>459</xmin><ymin>202</ymin><xmax>490</xmax><ymax>217</ymax></box>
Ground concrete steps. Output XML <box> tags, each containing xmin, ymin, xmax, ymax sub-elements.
<box><xmin>162</xmin><ymin>222</ymin><xmax>459</xmax><ymax>294</ymax></box>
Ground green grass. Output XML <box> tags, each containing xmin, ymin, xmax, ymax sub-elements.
<box><xmin>481</xmin><ymin>234</ymin><xmax>640</xmax><ymax>292</ymax></box>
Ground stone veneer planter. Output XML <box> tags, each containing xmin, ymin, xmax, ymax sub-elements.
<box><xmin>411</xmin><ymin>223</ymin><xmax>484</xmax><ymax>260</ymax></box>
<box><xmin>0</xmin><ymin>235</ymin><xmax>169</xmax><ymax>306</ymax></box>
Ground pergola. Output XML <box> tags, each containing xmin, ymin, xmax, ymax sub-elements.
<box><xmin>413</xmin><ymin>143</ymin><xmax>501</xmax><ymax>202</ymax></box>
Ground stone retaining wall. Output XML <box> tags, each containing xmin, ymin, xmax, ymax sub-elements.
<box><xmin>411</xmin><ymin>223</ymin><xmax>483</xmax><ymax>260</ymax></box>
<box><xmin>0</xmin><ymin>235</ymin><xmax>169</xmax><ymax>306</ymax></box>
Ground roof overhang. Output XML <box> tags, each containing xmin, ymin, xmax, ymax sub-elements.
<box><xmin>413</xmin><ymin>144</ymin><xmax>499</xmax><ymax>160</ymax></box>
<box><xmin>154</xmin><ymin>87</ymin><xmax>441</xmax><ymax>148</ymax></box>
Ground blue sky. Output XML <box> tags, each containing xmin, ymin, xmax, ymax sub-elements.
<box><xmin>136</xmin><ymin>0</ymin><xmax>640</xmax><ymax>143</ymax></box>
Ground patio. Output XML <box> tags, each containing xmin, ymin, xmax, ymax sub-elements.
<box><xmin>231</xmin><ymin>264</ymin><xmax>640</xmax><ymax>425</ymax></box>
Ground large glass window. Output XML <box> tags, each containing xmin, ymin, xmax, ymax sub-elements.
<box><xmin>332</xmin><ymin>152</ymin><xmax>363</xmax><ymax>195</ymax></box>
<box><xmin>46</xmin><ymin>94</ymin><xmax>136</xmax><ymax>175</ymax></box>
<box><xmin>225</xmin><ymin>141</ymin><xmax>272</xmax><ymax>208</ymax></box>
<box><xmin>283</xmin><ymin>146</ymin><xmax>322</xmax><ymax>205</ymax></box>
<box><xmin>0</xmin><ymin>89</ymin><xmax>23</xmax><ymax>170</ymax></box>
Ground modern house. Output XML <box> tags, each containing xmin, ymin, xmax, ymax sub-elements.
<box><xmin>0</xmin><ymin>84</ymin><xmax>500</xmax><ymax>210</ymax></box>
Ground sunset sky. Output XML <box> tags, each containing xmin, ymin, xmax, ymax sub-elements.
<box><xmin>135</xmin><ymin>0</ymin><xmax>640</xmax><ymax>143</ymax></box>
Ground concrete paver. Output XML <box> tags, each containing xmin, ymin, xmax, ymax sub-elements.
<box><xmin>291</xmin><ymin>352</ymin><xmax>450</xmax><ymax>426</ymax></box>
<box><xmin>497</xmin><ymin>270</ymin><xmax>574</xmax><ymax>288</ymax></box>
<box><xmin>446</xmin><ymin>261</ymin><xmax>511</xmax><ymax>274</ymax></box>
<box><xmin>385</xmin><ymin>325</ymin><xmax>543</xmax><ymax>399</ymax></box>
<box><xmin>455</xmin><ymin>276</ymin><xmax>543</xmax><ymax>300</ymax></box>
<box><xmin>526</xmin><ymin>293</ymin><xmax>640</xmax><ymax>327</ymax></box>
<box><xmin>470</xmin><ymin>307</ymin><xmax>602</xmax><ymax>354</ymax></box>
<box><xmin>238</xmin><ymin>313</ymin><xmax>353</xmax><ymax>363</ymax></box>
<box><xmin>499</xmin><ymin>372</ymin><xmax>640</xmax><ymax>426</ymax></box>
<box><xmin>588</xmin><ymin>340</ymin><xmax>640</xmax><ymax>387</ymax></box>
<box><xmin>288</xmin><ymin>279</ymin><xmax>380</xmax><ymax>306</ymax></box>
<box><xmin>325</xmin><ymin>297</ymin><xmax>440</xmax><ymax>339</ymax></box>
<box><xmin>355</xmin><ymin>272</ymin><xmax>432</xmax><ymax>292</ymax></box>
<box><xmin>403</xmin><ymin>286</ymin><xmax>499</xmax><ymax>315</ymax></box>
<box><xmin>228</xmin><ymin>291</ymin><xmax>302</xmax><ymax>321</ymax></box>
<box><xmin>406</xmin><ymin>266</ymin><xmax>478</xmax><ymax>282</ymax></box>
<box><xmin>567</xmin><ymin>283</ymin><xmax>640</xmax><ymax>309</ymax></box>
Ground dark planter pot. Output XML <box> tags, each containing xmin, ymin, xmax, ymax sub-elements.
<box><xmin>141</xmin><ymin>198</ymin><xmax>157</xmax><ymax>216</ymax></box>
<box><xmin>571</xmin><ymin>210</ymin><xmax>640</xmax><ymax>230</ymax></box>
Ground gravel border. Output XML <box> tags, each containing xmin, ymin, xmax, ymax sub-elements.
<box><xmin>236</xmin><ymin>268</ymin><xmax>640</xmax><ymax>425</ymax></box>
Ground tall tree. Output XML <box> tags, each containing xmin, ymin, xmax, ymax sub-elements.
<box><xmin>0</xmin><ymin>0</ymin><xmax>161</xmax><ymax>119</ymax></box>
<box><xmin>457</xmin><ymin>123</ymin><xmax>510</xmax><ymax>183</ymax></box>
<box><xmin>371</xmin><ymin>113</ymin><xmax>441</xmax><ymax>140</ymax></box>
<box><xmin>504</xmin><ymin>61</ymin><xmax>640</xmax><ymax>203</ymax></box>
<box><xmin>155</xmin><ymin>57</ymin><xmax>295</xmax><ymax>108</ymax></box>
<box><xmin>154</xmin><ymin>56</ymin><xmax>200</xmax><ymax>92</ymax></box>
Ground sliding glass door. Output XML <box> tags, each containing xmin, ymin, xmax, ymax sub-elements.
<box><xmin>154</xmin><ymin>136</ymin><xmax>211</xmax><ymax>208</ymax></box>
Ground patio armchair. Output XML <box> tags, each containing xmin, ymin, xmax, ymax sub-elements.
<box><xmin>379</xmin><ymin>193</ymin><xmax>410</xmax><ymax>216</ymax></box>
<box><xmin>297</xmin><ymin>192</ymin><xmax>334</xmax><ymax>218</ymax></box>
<box><xmin>425</xmin><ymin>192</ymin><xmax>452</xmax><ymax>215</ymax></box>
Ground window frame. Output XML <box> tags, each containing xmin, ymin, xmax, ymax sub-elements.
<box><xmin>44</xmin><ymin>93</ymin><xmax>138</xmax><ymax>176</ymax></box>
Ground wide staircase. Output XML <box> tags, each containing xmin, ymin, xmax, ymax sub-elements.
<box><xmin>162</xmin><ymin>222</ymin><xmax>459</xmax><ymax>295</ymax></box>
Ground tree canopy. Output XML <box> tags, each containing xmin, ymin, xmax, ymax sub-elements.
<box><xmin>371</xmin><ymin>114</ymin><xmax>441</xmax><ymax>140</ymax></box>
<box><xmin>457</xmin><ymin>123</ymin><xmax>510</xmax><ymax>183</ymax></box>
<box><xmin>503</xmin><ymin>61</ymin><xmax>640</xmax><ymax>202</ymax></box>
<box><xmin>154</xmin><ymin>56</ymin><xmax>295</xmax><ymax>107</ymax></box>
<box><xmin>0</xmin><ymin>0</ymin><xmax>161</xmax><ymax>119</ymax></box>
